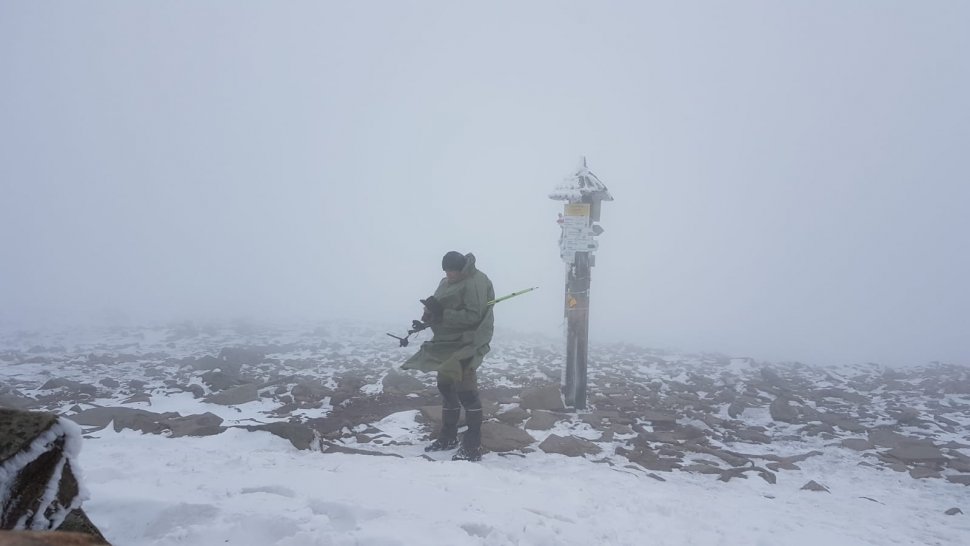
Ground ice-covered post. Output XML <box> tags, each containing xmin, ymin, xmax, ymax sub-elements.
<box><xmin>549</xmin><ymin>158</ymin><xmax>612</xmax><ymax>410</ymax></box>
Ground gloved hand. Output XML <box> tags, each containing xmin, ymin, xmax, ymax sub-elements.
<box><xmin>420</xmin><ymin>296</ymin><xmax>444</xmax><ymax>324</ymax></box>
<box><xmin>410</xmin><ymin>319</ymin><xmax>429</xmax><ymax>333</ymax></box>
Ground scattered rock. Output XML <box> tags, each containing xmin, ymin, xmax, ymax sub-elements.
<box><xmin>127</xmin><ymin>380</ymin><xmax>147</xmax><ymax>391</ymax></box>
<box><xmin>244</xmin><ymin>422</ymin><xmax>315</xmax><ymax>450</ymax></box>
<box><xmin>842</xmin><ymin>438</ymin><xmax>874</xmax><ymax>451</ymax></box>
<box><xmin>188</xmin><ymin>355</ymin><xmax>223</xmax><ymax>372</ymax></box>
<box><xmin>481</xmin><ymin>422</ymin><xmax>535</xmax><ymax>452</ymax></box>
<box><xmin>321</xmin><ymin>441</ymin><xmax>402</xmax><ymax>457</ymax></box>
<box><xmin>884</xmin><ymin>439</ymin><xmax>947</xmax><ymax>465</ymax></box>
<box><xmin>538</xmin><ymin>434</ymin><xmax>602</xmax><ymax>457</ymax></box>
<box><xmin>909</xmin><ymin>467</ymin><xmax>941</xmax><ymax>479</ymax></box>
<box><xmin>205</xmin><ymin>384</ymin><xmax>258</xmax><ymax>406</ymax></box>
<box><xmin>68</xmin><ymin>407</ymin><xmax>173</xmax><ymax>434</ymax></box>
<box><xmin>946</xmin><ymin>475</ymin><xmax>970</xmax><ymax>486</ymax></box>
<box><xmin>946</xmin><ymin>453</ymin><xmax>970</xmax><ymax>472</ymax></box>
<box><xmin>524</xmin><ymin>410</ymin><xmax>561</xmax><ymax>431</ymax></box>
<box><xmin>0</xmin><ymin>393</ymin><xmax>38</xmax><ymax>410</ymax></box>
<box><xmin>381</xmin><ymin>371</ymin><xmax>427</xmax><ymax>394</ymax></box>
<box><xmin>769</xmin><ymin>396</ymin><xmax>799</xmax><ymax>423</ymax></box>
<box><xmin>0</xmin><ymin>530</ymin><xmax>110</xmax><ymax>545</ymax></box>
<box><xmin>494</xmin><ymin>406</ymin><xmax>529</xmax><ymax>425</ymax></box>
<box><xmin>737</xmin><ymin>429</ymin><xmax>771</xmax><ymax>444</ymax></box>
<box><xmin>801</xmin><ymin>480</ymin><xmax>830</xmax><ymax>492</ymax></box>
<box><xmin>640</xmin><ymin>410</ymin><xmax>678</xmax><ymax>424</ymax></box>
<box><xmin>867</xmin><ymin>428</ymin><xmax>910</xmax><ymax>449</ymax></box>
<box><xmin>814</xmin><ymin>411</ymin><xmax>866</xmax><ymax>433</ymax></box>
<box><xmin>121</xmin><ymin>393</ymin><xmax>151</xmax><ymax>405</ymax></box>
<box><xmin>727</xmin><ymin>399</ymin><xmax>747</xmax><ymax>419</ymax></box>
<box><xmin>183</xmin><ymin>384</ymin><xmax>205</xmax><ymax>398</ymax></box>
<box><xmin>38</xmin><ymin>379</ymin><xmax>97</xmax><ymax>397</ymax></box>
<box><xmin>419</xmin><ymin>406</ymin><xmax>465</xmax><ymax>427</ymax></box>
<box><xmin>166</xmin><ymin>412</ymin><xmax>224</xmax><ymax>438</ymax></box>
<box><xmin>682</xmin><ymin>464</ymin><xmax>722</xmax><ymax>475</ymax></box>
<box><xmin>291</xmin><ymin>381</ymin><xmax>331</xmax><ymax>406</ymax></box>
<box><xmin>218</xmin><ymin>347</ymin><xmax>265</xmax><ymax>374</ymax></box>
<box><xmin>518</xmin><ymin>384</ymin><xmax>565</xmax><ymax>411</ymax></box>
<box><xmin>201</xmin><ymin>370</ymin><xmax>245</xmax><ymax>391</ymax></box>
<box><xmin>616</xmin><ymin>444</ymin><xmax>681</xmax><ymax>472</ymax></box>
<box><xmin>719</xmin><ymin>466</ymin><xmax>776</xmax><ymax>484</ymax></box>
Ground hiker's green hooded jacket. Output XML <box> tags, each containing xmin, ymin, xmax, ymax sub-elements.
<box><xmin>401</xmin><ymin>253</ymin><xmax>494</xmax><ymax>381</ymax></box>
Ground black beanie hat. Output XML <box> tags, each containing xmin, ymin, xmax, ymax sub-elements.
<box><xmin>442</xmin><ymin>251</ymin><xmax>467</xmax><ymax>272</ymax></box>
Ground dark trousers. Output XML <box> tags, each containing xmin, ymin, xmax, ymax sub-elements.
<box><xmin>436</xmin><ymin>359</ymin><xmax>482</xmax><ymax>449</ymax></box>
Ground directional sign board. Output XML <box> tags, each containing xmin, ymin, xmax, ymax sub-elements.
<box><xmin>560</xmin><ymin>203</ymin><xmax>597</xmax><ymax>264</ymax></box>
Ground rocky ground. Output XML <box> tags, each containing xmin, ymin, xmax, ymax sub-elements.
<box><xmin>1</xmin><ymin>321</ymin><xmax>969</xmax><ymax>494</ymax></box>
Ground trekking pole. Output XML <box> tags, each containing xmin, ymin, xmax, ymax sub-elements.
<box><xmin>487</xmin><ymin>286</ymin><xmax>539</xmax><ymax>306</ymax></box>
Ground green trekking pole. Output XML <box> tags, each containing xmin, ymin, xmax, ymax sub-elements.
<box><xmin>487</xmin><ymin>286</ymin><xmax>539</xmax><ymax>306</ymax></box>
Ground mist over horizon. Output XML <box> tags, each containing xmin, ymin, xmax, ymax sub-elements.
<box><xmin>2</xmin><ymin>2</ymin><xmax>968</xmax><ymax>368</ymax></box>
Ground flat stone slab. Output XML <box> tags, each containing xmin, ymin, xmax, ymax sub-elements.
<box><xmin>381</xmin><ymin>371</ymin><xmax>427</xmax><ymax>394</ymax></box>
<box><xmin>481</xmin><ymin>422</ymin><xmax>535</xmax><ymax>452</ymax></box>
<box><xmin>205</xmin><ymin>384</ymin><xmax>258</xmax><ymax>406</ymax></box>
<box><xmin>68</xmin><ymin>407</ymin><xmax>173</xmax><ymax>434</ymax></box>
<box><xmin>945</xmin><ymin>475</ymin><xmax>970</xmax><ymax>486</ymax></box>
<box><xmin>0</xmin><ymin>393</ymin><xmax>39</xmax><ymax>411</ymax></box>
<box><xmin>842</xmin><ymin>438</ymin><xmax>874</xmax><ymax>451</ymax></box>
<box><xmin>244</xmin><ymin>422</ymin><xmax>315</xmax><ymax>450</ymax></box>
<box><xmin>909</xmin><ymin>467</ymin><xmax>941</xmax><ymax>479</ymax></box>
<box><xmin>867</xmin><ymin>428</ymin><xmax>911</xmax><ymax>449</ymax></box>
<box><xmin>539</xmin><ymin>434</ymin><xmax>602</xmax><ymax>457</ymax></box>
<box><xmin>525</xmin><ymin>410</ymin><xmax>561</xmax><ymax>431</ymax></box>
<box><xmin>167</xmin><ymin>412</ymin><xmax>225</xmax><ymax>438</ymax></box>
<box><xmin>641</xmin><ymin>411</ymin><xmax>677</xmax><ymax>423</ymax></box>
<box><xmin>884</xmin><ymin>439</ymin><xmax>946</xmax><ymax>464</ymax></box>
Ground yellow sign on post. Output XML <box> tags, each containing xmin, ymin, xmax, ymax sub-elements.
<box><xmin>564</xmin><ymin>203</ymin><xmax>590</xmax><ymax>217</ymax></box>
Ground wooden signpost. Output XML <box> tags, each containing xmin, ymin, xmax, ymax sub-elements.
<box><xmin>549</xmin><ymin>158</ymin><xmax>612</xmax><ymax>410</ymax></box>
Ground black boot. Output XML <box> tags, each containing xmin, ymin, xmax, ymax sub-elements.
<box><xmin>425</xmin><ymin>406</ymin><xmax>460</xmax><ymax>452</ymax></box>
<box><xmin>453</xmin><ymin>390</ymin><xmax>483</xmax><ymax>461</ymax></box>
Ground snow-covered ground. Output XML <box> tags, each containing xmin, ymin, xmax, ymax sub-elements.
<box><xmin>82</xmin><ymin>423</ymin><xmax>967</xmax><ymax>546</ymax></box>
<box><xmin>1</xmin><ymin>322</ymin><xmax>968</xmax><ymax>545</ymax></box>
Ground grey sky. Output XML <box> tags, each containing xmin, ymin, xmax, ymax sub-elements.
<box><xmin>1</xmin><ymin>1</ymin><xmax>967</xmax><ymax>366</ymax></box>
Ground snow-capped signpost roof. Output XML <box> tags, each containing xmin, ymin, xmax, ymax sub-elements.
<box><xmin>548</xmin><ymin>157</ymin><xmax>614</xmax><ymax>203</ymax></box>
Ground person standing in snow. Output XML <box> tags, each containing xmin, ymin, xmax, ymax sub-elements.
<box><xmin>402</xmin><ymin>251</ymin><xmax>494</xmax><ymax>461</ymax></box>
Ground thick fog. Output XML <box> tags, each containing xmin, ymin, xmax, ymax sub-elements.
<box><xmin>1</xmin><ymin>2</ymin><xmax>967</xmax><ymax>366</ymax></box>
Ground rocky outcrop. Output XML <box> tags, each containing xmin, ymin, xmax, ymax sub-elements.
<box><xmin>0</xmin><ymin>530</ymin><xmax>108</xmax><ymax>545</ymax></box>
<box><xmin>0</xmin><ymin>410</ymin><xmax>106</xmax><ymax>543</ymax></box>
